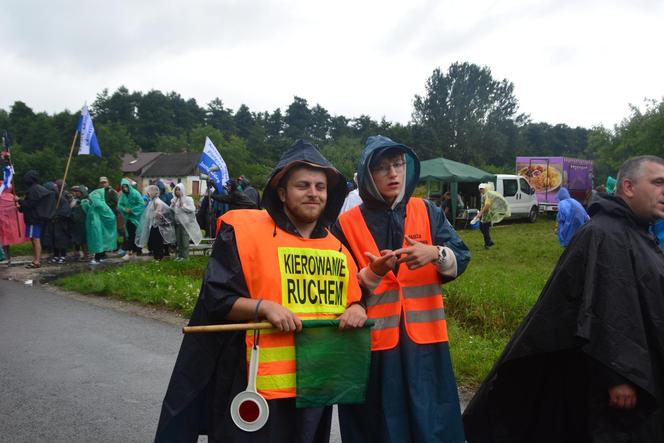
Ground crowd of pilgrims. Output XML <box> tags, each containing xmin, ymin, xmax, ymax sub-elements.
<box><xmin>0</xmin><ymin>169</ymin><xmax>263</xmax><ymax>268</ymax></box>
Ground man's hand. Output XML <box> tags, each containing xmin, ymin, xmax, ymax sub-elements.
<box><xmin>608</xmin><ymin>384</ymin><xmax>637</xmax><ymax>409</ymax></box>
<box><xmin>394</xmin><ymin>237</ymin><xmax>438</xmax><ymax>270</ymax></box>
<box><xmin>365</xmin><ymin>250</ymin><xmax>397</xmax><ymax>276</ymax></box>
<box><xmin>259</xmin><ymin>300</ymin><xmax>302</xmax><ymax>332</ymax></box>
<box><xmin>337</xmin><ymin>303</ymin><xmax>367</xmax><ymax>329</ymax></box>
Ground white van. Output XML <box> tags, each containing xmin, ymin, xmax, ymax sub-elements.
<box><xmin>494</xmin><ymin>174</ymin><xmax>539</xmax><ymax>222</ymax></box>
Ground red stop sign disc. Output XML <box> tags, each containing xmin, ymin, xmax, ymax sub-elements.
<box><xmin>239</xmin><ymin>399</ymin><xmax>260</xmax><ymax>422</ymax></box>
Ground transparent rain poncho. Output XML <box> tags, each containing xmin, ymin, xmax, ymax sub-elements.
<box><xmin>136</xmin><ymin>185</ymin><xmax>176</xmax><ymax>248</ymax></box>
<box><xmin>171</xmin><ymin>183</ymin><xmax>202</xmax><ymax>245</ymax></box>
<box><xmin>481</xmin><ymin>189</ymin><xmax>511</xmax><ymax>224</ymax></box>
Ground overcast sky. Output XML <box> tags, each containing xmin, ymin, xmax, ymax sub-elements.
<box><xmin>1</xmin><ymin>0</ymin><xmax>663</xmax><ymax>129</ymax></box>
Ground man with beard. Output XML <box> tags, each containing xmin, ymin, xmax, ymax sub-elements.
<box><xmin>155</xmin><ymin>139</ymin><xmax>369</xmax><ymax>443</ymax></box>
<box><xmin>463</xmin><ymin>155</ymin><xmax>664</xmax><ymax>442</ymax></box>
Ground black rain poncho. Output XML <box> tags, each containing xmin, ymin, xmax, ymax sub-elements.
<box><xmin>463</xmin><ymin>194</ymin><xmax>664</xmax><ymax>442</ymax></box>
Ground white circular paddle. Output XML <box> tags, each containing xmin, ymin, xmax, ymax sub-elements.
<box><xmin>230</xmin><ymin>343</ymin><xmax>269</xmax><ymax>432</ymax></box>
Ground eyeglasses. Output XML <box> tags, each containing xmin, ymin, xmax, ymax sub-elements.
<box><xmin>371</xmin><ymin>161</ymin><xmax>406</xmax><ymax>176</ymax></box>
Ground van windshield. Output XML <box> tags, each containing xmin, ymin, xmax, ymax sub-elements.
<box><xmin>519</xmin><ymin>178</ymin><xmax>533</xmax><ymax>195</ymax></box>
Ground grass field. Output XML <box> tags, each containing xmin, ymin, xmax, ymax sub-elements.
<box><xmin>55</xmin><ymin>218</ymin><xmax>564</xmax><ymax>387</ymax></box>
<box><xmin>445</xmin><ymin>218</ymin><xmax>563</xmax><ymax>385</ymax></box>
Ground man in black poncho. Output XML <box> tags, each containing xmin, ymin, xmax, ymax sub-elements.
<box><xmin>154</xmin><ymin>139</ymin><xmax>367</xmax><ymax>443</ymax></box>
<box><xmin>463</xmin><ymin>155</ymin><xmax>664</xmax><ymax>442</ymax></box>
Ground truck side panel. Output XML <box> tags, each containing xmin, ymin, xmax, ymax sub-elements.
<box><xmin>516</xmin><ymin>156</ymin><xmax>593</xmax><ymax>211</ymax></box>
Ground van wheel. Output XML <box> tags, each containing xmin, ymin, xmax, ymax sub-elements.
<box><xmin>528</xmin><ymin>207</ymin><xmax>538</xmax><ymax>223</ymax></box>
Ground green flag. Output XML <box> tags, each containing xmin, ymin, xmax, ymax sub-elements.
<box><xmin>295</xmin><ymin>319</ymin><xmax>373</xmax><ymax>408</ymax></box>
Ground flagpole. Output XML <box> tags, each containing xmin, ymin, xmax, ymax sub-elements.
<box><xmin>56</xmin><ymin>130</ymin><xmax>79</xmax><ymax>209</ymax></box>
<box><xmin>183</xmin><ymin>322</ymin><xmax>273</xmax><ymax>333</ymax></box>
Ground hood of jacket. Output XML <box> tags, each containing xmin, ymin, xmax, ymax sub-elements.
<box><xmin>44</xmin><ymin>181</ymin><xmax>57</xmax><ymax>193</ymax></box>
<box><xmin>77</xmin><ymin>185</ymin><xmax>89</xmax><ymax>198</ymax></box>
<box><xmin>357</xmin><ymin>135</ymin><xmax>420</xmax><ymax>210</ymax></box>
<box><xmin>120</xmin><ymin>178</ymin><xmax>143</xmax><ymax>202</ymax></box>
<box><xmin>120</xmin><ymin>178</ymin><xmax>133</xmax><ymax>192</ymax></box>
<box><xmin>23</xmin><ymin>170</ymin><xmax>40</xmax><ymax>187</ymax></box>
<box><xmin>556</xmin><ymin>187</ymin><xmax>571</xmax><ymax>201</ymax></box>
<box><xmin>261</xmin><ymin>139</ymin><xmax>347</xmax><ymax>231</ymax></box>
<box><xmin>174</xmin><ymin>182</ymin><xmax>187</xmax><ymax>198</ymax></box>
<box><xmin>156</xmin><ymin>180</ymin><xmax>165</xmax><ymax>192</ymax></box>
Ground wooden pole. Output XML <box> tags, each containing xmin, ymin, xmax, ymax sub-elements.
<box><xmin>56</xmin><ymin>130</ymin><xmax>79</xmax><ymax>209</ymax></box>
<box><xmin>183</xmin><ymin>322</ymin><xmax>273</xmax><ymax>334</ymax></box>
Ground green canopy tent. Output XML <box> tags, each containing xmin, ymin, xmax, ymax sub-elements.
<box><xmin>419</xmin><ymin>157</ymin><xmax>495</xmax><ymax>222</ymax></box>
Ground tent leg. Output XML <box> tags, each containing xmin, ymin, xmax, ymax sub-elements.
<box><xmin>451</xmin><ymin>181</ymin><xmax>459</xmax><ymax>224</ymax></box>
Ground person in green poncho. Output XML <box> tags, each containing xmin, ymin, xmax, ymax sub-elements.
<box><xmin>117</xmin><ymin>178</ymin><xmax>145</xmax><ymax>261</ymax></box>
<box><xmin>82</xmin><ymin>188</ymin><xmax>117</xmax><ymax>264</ymax></box>
<box><xmin>474</xmin><ymin>182</ymin><xmax>510</xmax><ymax>250</ymax></box>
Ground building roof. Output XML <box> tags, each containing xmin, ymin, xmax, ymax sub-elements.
<box><xmin>142</xmin><ymin>152</ymin><xmax>201</xmax><ymax>177</ymax></box>
<box><xmin>121</xmin><ymin>152</ymin><xmax>163</xmax><ymax>173</ymax></box>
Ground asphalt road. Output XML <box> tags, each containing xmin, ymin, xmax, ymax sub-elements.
<box><xmin>0</xmin><ymin>279</ymin><xmax>344</xmax><ymax>443</ymax></box>
<box><xmin>0</xmin><ymin>279</ymin><xmax>183</xmax><ymax>442</ymax></box>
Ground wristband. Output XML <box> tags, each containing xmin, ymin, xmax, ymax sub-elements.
<box><xmin>254</xmin><ymin>299</ymin><xmax>263</xmax><ymax>322</ymax></box>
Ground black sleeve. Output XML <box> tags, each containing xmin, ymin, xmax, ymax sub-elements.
<box><xmin>587</xmin><ymin>356</ymin><xmax>632</xmax><ymax>389</ymax></box>
<box><xmin>210</xmin><ymin>193</ymin><xmax>231</xmax><ymax>203</ymax></box>
<box><xmin>197</xmin><ymin>221</ymin><xmax>250</xmax><ymax>324</ymax></box>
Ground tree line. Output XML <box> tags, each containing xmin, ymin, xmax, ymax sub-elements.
<box><xmin>1</xmin><ymin>61</ymin><xmax>661</xmax><ymax>193</ymax></box>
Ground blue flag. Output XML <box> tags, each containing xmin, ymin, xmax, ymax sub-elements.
<box><xmin>198</xmin><ymin>137</ymin><xmax>229</xmax><ymax>189</ymax></box>
<box><xmin>0</xmin><ymin>165</ymin><xmax>13</xmax><ymax>194</ymax></box>
<box><xmin>77</xmin><ymin>104</ymin><xmax>102</xmax><ymax>158</ymax></box>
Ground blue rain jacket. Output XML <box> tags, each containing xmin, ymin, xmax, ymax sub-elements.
<box><xmin>556</xmin><ymin>187</ymin><xmax>589</xmax><ymax>247</ymax></box>
<box><xmin>332</xmin><ymin>135</ymin><xmax>469</xmax><ymax>443</ymax></box>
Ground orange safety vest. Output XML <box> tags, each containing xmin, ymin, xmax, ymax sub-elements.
<box><xmin>220</xmin><ymin>209</ymin><xmax>361</xmax><ymax>400</ymax></box>
<box><xmin>337</xmin><ymin>198</ymin><xmax>448</xmax><ymax>351</ymax></box>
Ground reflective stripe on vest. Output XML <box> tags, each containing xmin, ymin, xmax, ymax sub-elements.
<box><xmin>337</xmin><ymin>198</ymin><xmax>448</xmax><ymax>350</ymax></box>
<box><xmin>221</xmin><ymin>209</ymin><xmax>361</xmax><ymax>399</ymax></box>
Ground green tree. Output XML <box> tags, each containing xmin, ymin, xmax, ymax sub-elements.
<box><xmin>206</xmin><ymin>98</ymin><xmax>236</xmax><ymax>137</ymax></box>
<box><xmin>285</xmin><ymin>96</ymin><xmax>312</xmax><ymax>139</ymax></box>
<box><xmin>309</xmin><ymin>104</ymin><xmax>331</xmax><ymax>143</ymax></box>
<box><xmin>586</xmin><ymin>99</ymin><xmax>664</xmax><ymax>183</ymax></box>
<box><xmin>234</xmin><ymin>104</ymin><xmax>255</xmax><ymax>139</ymax></box>
<box><xmin>92</xmin><ymin>86</ymin><xmax>141</xmax><ymax>129</ymax></box>
<box><xmin>319</xmin><ymin>136</ymin><xmax>363</xmax><ymax>178</ymax></box>
<box><xmin>412</xmin><ymin>62</ymin><xmax>522</xmax><ymax>165</ymax></box>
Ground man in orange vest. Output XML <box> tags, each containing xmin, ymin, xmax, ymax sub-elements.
<box><xmin>155</xmin><ymin>140</ymin><xmax>368</xmax><ymax>442</ymax></box>
<box><xmin>333</xmin><ymin>135</ymin><xmax>471</xmax><ymax>443</ymax></box>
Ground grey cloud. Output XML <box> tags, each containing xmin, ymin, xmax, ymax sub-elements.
<box><xmin>378</xmin><ymin>0</ymin><xmax>643</xmax><ymax>61</ymax></box>
<box><xmin>0</xmin><ymin>0</ymin><xmax>294</xmax><ymax>70</ymax></box>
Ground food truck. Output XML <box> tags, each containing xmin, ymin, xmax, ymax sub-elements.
<box><xmin>515</xmin><ymin>156</ymin><xmax>593</xmax><ymax>213</ymax></box>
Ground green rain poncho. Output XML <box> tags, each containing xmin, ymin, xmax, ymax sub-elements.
<box><xmin>117</xmin><ymin>178</ymin><xmax>145</xmax><ymax>228</ymax></box>
<box><xmin>480</xmin><ymin>189</ymin><xmax>511</xmax><ymax>224</ymax></box>
<box><xmin>82</xmin><ymin>188</ymin><xmax>117</xmax><ymax>254</ymax></box>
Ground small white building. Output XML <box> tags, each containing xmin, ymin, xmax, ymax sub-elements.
<box><xmin>140</xmin><ymin>152</ymin><xmax>206</xmax><ymax>196</ymax></box>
